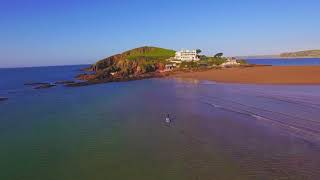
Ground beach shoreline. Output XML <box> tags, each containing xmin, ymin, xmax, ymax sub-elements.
<box><xmin>170</xmin><ymin>65</ymin><xmax>320</xmax><ymax>85</ymax></box>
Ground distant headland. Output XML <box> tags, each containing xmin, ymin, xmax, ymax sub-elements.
<box><xmin>239</xmin><ymin>49</ymin><xmax>320</xmax><ymax>59</ymax></box>
<box><xmin>280</xmin><ymin>50</ymin><xmax>320</xmax><ymax>58</ymax></box>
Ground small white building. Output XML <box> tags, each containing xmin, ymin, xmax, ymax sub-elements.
<box><xmin>221</xmin><ymin>57</ymin><xmax>240</xmax><ymax>67</ymax></box>
<box><xmin>174</xmin><ymin>50</ymin><xmax>200</xmax><ymax>62</ymax></box>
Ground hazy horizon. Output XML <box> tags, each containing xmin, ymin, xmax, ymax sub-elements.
<box><xmin>1</xmin><ymin>0</ymin><xmax>320</xmax><ymax>68</ymax></box>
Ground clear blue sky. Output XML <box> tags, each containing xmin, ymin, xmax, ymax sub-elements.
<box><xmin>1</xmin><ymin>0</ymin><xmax>320</xmax><ymax>68</ymax></box>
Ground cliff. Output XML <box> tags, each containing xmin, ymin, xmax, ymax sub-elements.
<box><xmin>77</xmin><ymin>46</ymin><xmax>176</xmax><ymax>82</ymax></box>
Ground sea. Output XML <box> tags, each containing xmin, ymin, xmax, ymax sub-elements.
<box><xmin>1</xmin><ymin>60</ymin><xmax>320</xmax><ymax>180</ymax></box>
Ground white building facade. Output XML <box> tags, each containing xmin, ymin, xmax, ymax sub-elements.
<box><xmin>174</xmin><ymin>50</ymin><xmax>200</xmax><ymax>62</ymax></box>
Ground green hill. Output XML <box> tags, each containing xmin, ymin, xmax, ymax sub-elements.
<box><xmin>91</xmin><ymin>46</ymin><xmax>176</xmax><ymax>79</ymax></box>
<box><xmin>280</xmin><ymin>50</ymin><xmax>320</xmax><ymax>58</ymax></box>
<box><xmin>124</xmin><ymin>46</ymin><xmax>176</xmax><ymax>61</ymax></box>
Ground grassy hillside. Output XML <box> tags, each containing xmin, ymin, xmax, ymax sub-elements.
<box><xmin>92</xmin><ymin>46</ymin><xmax>176</xmax><ymax>78</ymax></box>
<box><xmin>280</xmin><ymin>50</ymin><xmax>320</xmax><ymax>58</ymax></box>
<box><xmin>125</xmin><ymin>47</ymin><xmax>176</xmax><ymax>61</ymax></box>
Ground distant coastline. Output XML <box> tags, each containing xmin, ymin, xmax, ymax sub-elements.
<box><xmin>246</xmin><ymin>58</ymin><xmax>320</xmax><ymax>66</ymax></box>
<box><xmin>243</xmin><ymin>56</ymin><xmax>320</xmax><ymax>59</ymax></box>
<box><xmin>240</xmin><ymin>49</ymin><xmax>320</xmax><ymax>59</ymax></box>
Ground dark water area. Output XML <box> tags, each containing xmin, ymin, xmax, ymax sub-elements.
<box><xmin>246</xmin><ymin>58</ymin><xmax>320</xmax><ymax>66</ymax></box>
<box><xmin>1</xmin><ymin>66</ymin><xmax>320</xmax><ymax>179</ymax></box>
<box><xmin>0</xmin><ymin>65</ymin><xmax>87</xmax><ymax>91</ymax></box>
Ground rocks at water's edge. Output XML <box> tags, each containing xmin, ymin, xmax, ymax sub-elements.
<box><xmin>54</xmin><ymin>80</ymin><xmax>75</xmax><ymax>85</ymax></box>
<box><xmin>24</xmin><ymin>82</ymin><xmax>51</xmax><ymax>86</ymax></box>
<box><xmin>66</xmin><ymin>72</ymin><xmax>169</xmax><ymax>87</ymax></box>
<box><xmin>25</xmin><ymin>80</ymin><xmax>75</xmax><ymax>89</ymax></box>
<box><xmin>33</xmin><ymin>84</ymin><xmax>56</xmax><ymax>89</ymax></box>
<box><xmin>0</xmin><ymin>97</ymin><xmax>8</xmax><ymax>101</ymax></box>
<box><xmin>24</xmin><ymin>82</ymin><xmax>57</xmax><ymax>89</ymax></box>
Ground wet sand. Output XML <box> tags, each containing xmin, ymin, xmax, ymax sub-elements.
<box><xmin>171</xmin><ymin>66</ymin><xmax>320</xmax><ymax>85</ymax></box>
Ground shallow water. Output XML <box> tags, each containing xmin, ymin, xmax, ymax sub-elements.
<box><xmin>1</xmin><ymin>66</ymin><xmax>320</xmax><ymax>179</ymax></box>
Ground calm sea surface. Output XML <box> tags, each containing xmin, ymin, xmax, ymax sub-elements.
<box><xmin>1</xmin><ymin>65</ymin><xmax>320</xmax><ymax>180</ymax></box>
<box><xmin>246</xmin><ymin>58</ymin><xmax>320</xmax><ymax>66</ymax></box>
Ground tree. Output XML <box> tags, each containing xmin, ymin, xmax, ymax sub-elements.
<box><xmin>214</xmin><ymin>53</ymin><xmax>223</xmax><ymax>58</ymax></box>
<box><xmin>196</xmin><ymin>49</ymin><xmax>202</xmax><ymax>54</ymax></box>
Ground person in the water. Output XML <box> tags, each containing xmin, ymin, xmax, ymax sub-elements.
<box><xmin>165</xmin><ymin>114</ymin><xmax>171</xmax><ymax>124</ymax></box>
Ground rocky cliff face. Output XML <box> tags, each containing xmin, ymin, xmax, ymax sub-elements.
<box><xmin>78</xmin><ymin>46</ymin><xmax>175</xmax><ymax>81</ymax></box>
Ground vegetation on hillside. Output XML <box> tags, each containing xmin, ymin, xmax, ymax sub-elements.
<box><xmin>214</xmin><ymin>53</ymin><xmax>224</xmax><ymax>58</ymax></box>
<box><xmin>179</xmin><ymin>54</ymin><xmax>248</xmax><ymax>69</ymax></box>
<box><xmin>126</xmin><ymin>47</ymin><xmax>176</xmax><ymax>61</ymax></box>
<box><xmin>179</xmin><ymin>56</ymin><xmax>227</xmax><ymax>69</ymax></box>
<box><xmin>202</xmin><ymin>56</ymin><xmax>227</xmax><ymax>65</ymax></box>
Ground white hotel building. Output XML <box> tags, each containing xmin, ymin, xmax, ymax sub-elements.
<box><xmin>174</xmin><ymin>50</ymin><xmax>200</xmax><ymax>62</ymax></box>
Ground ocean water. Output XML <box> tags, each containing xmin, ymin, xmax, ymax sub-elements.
<box><xmin>246</xmin><ymin>58</ymin><xmax>320</xmax><ymax>66</ymax></box>
<box><xmin>1</xmin><ymin>66</ymin><xmax>320</xmax><ymax>180</ymax></box>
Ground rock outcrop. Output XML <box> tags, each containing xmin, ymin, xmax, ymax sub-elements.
<box><xmin>72</xmin><ymin>46</ymin><xmax>176</xmax><ymax>86</ymax></box>
<box><xmin>25</xmin><ymin>82</ymin><xmax>57</xmax><ymax>89</ymax></box>
<box><xmin>33</xmin><ymin>84</ymin><xmax>56</xmax><ymax>89</ymax></box>
<box><xmin>54</xmin><ymin>80</ymin><xmax>75</xmax><ymax>85</ymax></box>
<box><xmin>0</xmin><ymin>97</ymin><xmax>8</xmax><ymax>101</ymax></box>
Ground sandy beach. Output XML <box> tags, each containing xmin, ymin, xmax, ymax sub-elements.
<box><xmin>171</xmin><ymin>66</ymin><xmax>320</xmax><ymax>85</ymax></box>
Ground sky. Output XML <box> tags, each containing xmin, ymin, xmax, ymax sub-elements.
<box><xmin>1</xmin><ymin>0</ymin><xmax>320</xmax><ymax>68</ymax></box>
